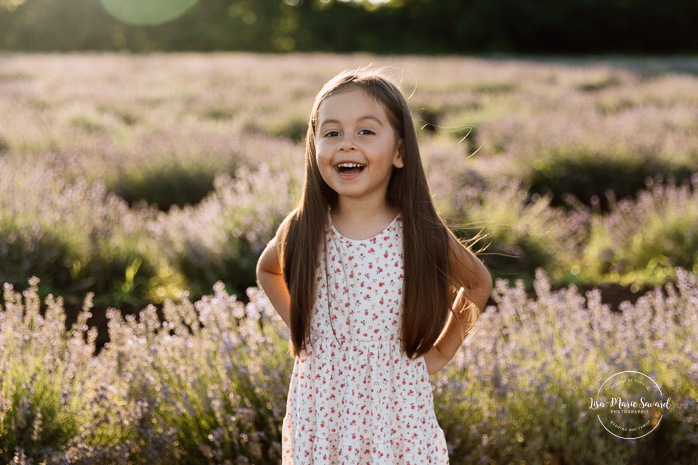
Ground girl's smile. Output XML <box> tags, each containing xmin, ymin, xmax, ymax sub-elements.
<box><xmin>315</xmin><ymin>88</ymin><xmax>403</xmax><ymax>204</ymax></box>
<box><xmin>336</xmin><ymin>162</ymin><xmax>365</xmax><ymax>178</ymax></box>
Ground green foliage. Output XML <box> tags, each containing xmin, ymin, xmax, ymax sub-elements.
<box><xmin>0</xmin><ymin>352</ymin><xmax>80</xmax><ymax>463</ymax></box>
<box><xmin>0</xmin><ymin>160</ymin><xmax>175</xmax><ymax>329</ymax></box>
<box><xmin>445</xmin><ymin>181</ymin><xmax>583</xmax><ymax>286</ymax></box>
<box><xmin>1</xmin><ymin>278</ymin><xmax>293</xmax><ymax>463</ymax></box>
<box><xmin>103</xmin><ymin>286</ymin><xmax>290</xmax><ymax>463</ymax></box>
<box><xmin>159</xmin><ymin>166</ymin><xmax>296</xmax><ymax>300</ymax></box>
<box><xmin>527</xmin><ymin>147</ymin><xmax>696</xmax><ymax>208</ymax></box>
<box><xmin>427</xmin><ymin>143</ymin><xmax>587</xmax><ymax>287</ymax></box>
<box><xmin>107</xmin><ymin>162</ymin><xmax>226</xmax><ymax>211</ymax></box>
<box><xmin>96</xmin><ymin>130</ymin><xmax>242</xmax><ymax>211</ymax></box>
<box><xmin>581</xmin><ymin>180</ymin><xmax>698</xmax><ymax>287</ymax></box>
<box><xmin>262</xmin><ymin>116</ymin><xmax>308</xmax><ymax>142</ymax></box>
<box><xmin>0</xmin><ymin>282</ymin><xmax>113</xmax><ymax>463</ymax></box>
<box><xmin>0</xmin><ymin>135</ymin><xmax>10</xmax><ymax>153</ymax></box>
<box><xmin>0</xmin><ymin>225</ymin><xmax>74</xmax><ymax>293</ymax></box>
<box><xmin>2</xmin><ymin>0</ymin><xmax>698</xmax><ymax>53</ymax></box>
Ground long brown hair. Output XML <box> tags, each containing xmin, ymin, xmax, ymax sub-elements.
<box><xmin>279</xmin><ymin>67</ymin><xmax>472</xmax><ymax>358</ymax></box>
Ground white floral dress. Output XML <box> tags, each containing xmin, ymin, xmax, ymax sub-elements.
<box><xmin>282</xmin><ymin>215</ymin><xmax>450</xmax><ymax>464</ymax></box>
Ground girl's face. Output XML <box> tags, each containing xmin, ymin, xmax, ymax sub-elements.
<box><xmin>315</xmin><ymin>88</ymin><xmax>403</xmax><ymax>207</ymax></box>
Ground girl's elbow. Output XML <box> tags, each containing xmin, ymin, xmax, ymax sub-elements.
<box><xmin>255</xmin><ymin>261</ymin><xmax>268</xmax><ymax>287</ymax></box>
<box><xmin>257</xmin><ymin>238</ymin><xmax>282</xmax><ymax>278</ymax></box>
<box><xmin>255</xmin><ymin>256</ymin><xmax>267</xmax><ymax>280</ymax></box>
<box><xmin>477</xmin><ymin>257</ymin><xmax>492</xmax><ymax>287</ymax></box>
<box><xmin>481</xmin><ymin>268</ymin><xmax>493</xmax><ymax>295</ymax></box>
<box><xmin>473</xmin><ymin>266</ymin><xmax>493</xmax><ymax>308</ymax></box>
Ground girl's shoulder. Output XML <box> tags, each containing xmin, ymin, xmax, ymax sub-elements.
<box><xmin>276</xmin><ymin>208</ymin><xmax>301</xmax><ymax>237</ymax></box>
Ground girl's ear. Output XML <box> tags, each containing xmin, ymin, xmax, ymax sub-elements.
<box><xmin>393</xmin><ymin>139</ymin><xmax>405</xmax><ymax>169</ymax></box>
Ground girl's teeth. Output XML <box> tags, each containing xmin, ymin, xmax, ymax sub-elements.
<box><xmin>338</xmin><ymin>163</ymin><xmax>365</xmax><ymax>174</ymax></box>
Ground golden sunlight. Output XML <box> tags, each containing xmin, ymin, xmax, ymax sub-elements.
<box><xmin>100</xmin><ymin>0</ymin><xmax>197</xmax><ymax>26</ymax></box>
<box><xmin>1</xmin><ymin>0</ymin><xmax>26</xmax><ymax>12</ymax></box>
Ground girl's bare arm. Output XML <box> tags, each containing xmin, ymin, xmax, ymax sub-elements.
<box><xmin>256</xmin><ymin>235</ymin><xmax>291</xmax><ymax>329</ymax></box>
<box><xmin>423</xmin><ymin>234</ymin><xmax>492</xmax><ymax>375</ymax></box>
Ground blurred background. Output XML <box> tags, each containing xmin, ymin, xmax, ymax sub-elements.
<box><xmin>2</xmin><ymin>0</ymin><xmax>698</xmax><ymax>54</ymax></box>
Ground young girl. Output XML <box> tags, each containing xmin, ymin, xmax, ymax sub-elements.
<box><xmin>257</xmin><ymin>67</ymin><xmax>492</xmax><ymax>464</ymax></box>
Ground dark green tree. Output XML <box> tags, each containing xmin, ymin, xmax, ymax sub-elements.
<box><xmin>2</xmin><ymin>0</ymin><xmax>698</xmax><ymax>55</ymax></box>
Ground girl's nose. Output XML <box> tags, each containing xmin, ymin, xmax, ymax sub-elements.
<box><xmin>339</xmin><ymin>137</ymin><xmax>356</xmax><ymax>151</ymax></box>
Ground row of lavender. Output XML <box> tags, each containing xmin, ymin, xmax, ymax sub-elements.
<box><xmin>2</xmin><ymin>270</ymin><xmax>696</xmax><ymax>463</ymax></box>
<box><xmin>2</xmin><ymin>150</ymin><xmax>695</xmax><ymax>323</ymax></box>
<box><xmin>2</xmin><ymin>54</ymin><xmax>697</xmax><ymax>313</ymax></box>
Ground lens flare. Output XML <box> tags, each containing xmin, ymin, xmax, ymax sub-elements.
<box><xmin>100</xmin><ymin>0</ymin><xmax>197</xmax><ymax>26</ymax></box>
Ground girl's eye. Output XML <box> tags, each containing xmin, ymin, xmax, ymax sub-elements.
<box><xmin>324</xmin><ymin>130</ymin><xmax>340</xmax><ymax>138</ymax></box>
<box><xmin>359</xmin><ymin>129</ymin><xmax>375</xmax><ymax>135</ymax></box>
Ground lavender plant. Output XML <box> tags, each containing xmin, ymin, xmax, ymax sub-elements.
<box><xmin>427</xmin><ymin>168</ymin><xmax>587</xmax><ymax>285</ymax></box>
<box><xmin>157</xmin><ymin>164</ymin><xmax>298</xmax><ymax>299</ymax></box>
<box><xmin>2</xmin><ymin>272</ymin><xmax>696</xmax><ymax>463</ymax></box>
<box><xmin>0</xmin><ymin>279</ymin><xmax>142</xmax><ymax>464</ymax></box>
<box><xmin>435</xmin><ymin>269</ymin><xmax>698</xmax><ymax>464</ymax></box>
<box><xmin>99</xmin><ymin>285</ymin><xmax>292</xmax><ymax>464</ymax></box>
<box><xmin>0</xmin><ymin>158</ymin><xmax>170</xmax><ymax>312</ymax></box>
<box><xmin>581</xmin><ymin>177</ymin><xmax>698</xmax><ymax>287</ymax></box>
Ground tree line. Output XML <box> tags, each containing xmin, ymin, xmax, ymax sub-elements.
<box><xmin>1</xmin><ymin>0</ymin><xmax>697</xmax><ymax>55</ymax></box>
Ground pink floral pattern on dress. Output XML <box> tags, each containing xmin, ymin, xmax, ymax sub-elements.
<box><xmin>282</xmin><ymin>215</ymin><xmax>450</xmax><ymax>464</ymax></box>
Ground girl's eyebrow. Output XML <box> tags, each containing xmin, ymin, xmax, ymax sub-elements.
<box><xmin>319</xmin><ymin>115</ymin><xmax>384</xmax><ymax>128</ymax></box>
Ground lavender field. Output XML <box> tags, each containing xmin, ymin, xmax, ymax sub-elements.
<box><xmin>1</xmin><ymin>53</ymin><xmax>697</xmax><ymax>463</ymax></box>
